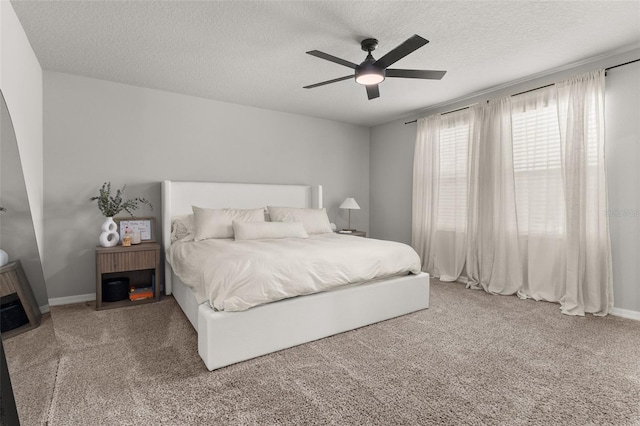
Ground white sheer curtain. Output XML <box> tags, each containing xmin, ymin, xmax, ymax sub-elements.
<box><xmin>466</xmin><ymin>98</ymin><xmax>523</xmax><ymax>294</ymax></box>
<box><xmin>510</xmin><ymin>88</ymin><xmax>567</xmax><ymax>302</ymax></box>
<box><xmin>412</xmin><ymin>70</ymin><xmax>613</xmax><ymax>315</ymax></box>
<box><xmin>556</xmin><ymin>70</ymin><xmax>613</xmax><ymax>315</ymax></box>
<box><xmin>412</xmin><ymin>111</ymin><xmax>469</xmax><ymax>281</ymax></box>
<box><xmin>509</xmin><ymin>70</ymin><xmax>612</xmax><ymax>315</ymax></box>
<box><xmin>412</xmin><ymin>115</ymin><xmax>440</xmax><ymax>275</ymax></box>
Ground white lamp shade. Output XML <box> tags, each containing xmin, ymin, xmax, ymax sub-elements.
<box><xmin>339</xmin><ymin>197</ymin><xmax>360</xmax><ymax>210</ymax></box>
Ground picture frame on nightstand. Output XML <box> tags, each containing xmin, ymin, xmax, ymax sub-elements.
<box><xmin>114</xmin><ymin>217</ymin><xmax>156</xmax><ymax>243</ymax></box>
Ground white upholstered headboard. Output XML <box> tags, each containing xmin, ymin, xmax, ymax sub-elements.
<box><xmin>161</xmin><ymin>181</ymin><xmax>323</xmax><ymax>295</ymax></box>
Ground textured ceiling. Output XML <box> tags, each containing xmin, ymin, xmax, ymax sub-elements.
<box><xmin>10</xmin><ymin>0</ymin><xmax>640</xmax><ymax>127</ymax></box>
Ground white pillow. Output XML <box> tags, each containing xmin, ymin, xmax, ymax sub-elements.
<box><xmin>171</xmin><ymin>214</ymin><xmax>193</xmax><ymax>242</ymax></box>
<box><xmin>233</xmin><ymin>221</ymin><xmax>309</xmax><ymax>241</ymax></box>
<box><xmin>266</xmin><ymin>206</ymin><xmax>333</xmax><ymax>234</ymax></box>
<box><xmin>192</xmin><ymin>207</ymin><xmax>264</xmax><ymax>241</ymax></box>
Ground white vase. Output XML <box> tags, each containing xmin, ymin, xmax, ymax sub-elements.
<box><xmin>99</xmin><ymin>217</ymin><xmax>119</xmax><ymax>247</ymax></box>
<box><xmin>0</xmin><ymin>249</ymin><xmax>8</xmax><ymax>267</ymax></box>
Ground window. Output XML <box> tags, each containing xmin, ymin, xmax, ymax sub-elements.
<box><xmin>426</xmin><ymin>91</ymin><xmax>599</xmax><ymax>237</ymax></box>
<box><xmin>511</xmin><ymin>96</ymin><xmax>598</xmax><ymax>236</ymax></box>
<box><xmin>512</xmin><ymin>103</ymin><xmax>565</xmax><ymax>236</ymax></box>
<box><xmin>436</xmin><ymin>120</ymin><xmax>469</xmax><ymax>231</ymax></box>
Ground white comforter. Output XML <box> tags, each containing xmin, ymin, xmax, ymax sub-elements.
<box><xmin>167</xmin><ymin>233</ymin><xmax>422</xmax><ymax>311</ymax></box>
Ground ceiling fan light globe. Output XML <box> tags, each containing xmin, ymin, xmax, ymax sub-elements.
<box><xmin>355</xmin><ymin>73</ymin><xmax>385</xmax><ymax>85</ymax></box>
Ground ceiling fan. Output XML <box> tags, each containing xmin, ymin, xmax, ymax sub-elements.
<box><xmin>303</xmin><ymin>34</ymin><xmax>446</xmax><ymax>100</ymax></box>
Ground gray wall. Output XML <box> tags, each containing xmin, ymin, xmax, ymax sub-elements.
<box><xmin>605</xmin><ymin>60</ymin><xmax>640</xmax><ymax>312</ymax></box>
<box><xmin>369</xmin><ymin>119</ymin><xmax>416</xmax><ymax>245</ymax></box>
<box><xmin>44</xmin><ymin>71</ymin><xmax>370</xmax><ymax>299</ymax></box>
<box><xmin>370</xmin><ymin>49</ymin><xmax>640</xmax><ymax>313</ymax></box>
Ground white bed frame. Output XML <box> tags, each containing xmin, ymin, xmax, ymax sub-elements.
<box><xmin>162</xmin><ymin>180</ymin><xmax>430</xmax><ymax>371</ymax></box>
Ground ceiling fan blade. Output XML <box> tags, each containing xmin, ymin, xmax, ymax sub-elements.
<box><xmin>306</xmin><ymin>50</ymin><xmax>358</xmax><ymax>69</ymax></box>
<box><xmin>303</xmin><ymin>75</ymin><xmax>353</xmax><ymax>89</ymax></box>
<box><xmin>386</xmin><ymin>69</ymin><xmax>447</xmax><ymax>80</ymax></box>
<box><xmin>374</xmin><ymin>35</ymin><xmax>429</xmax><ymax>69</ymax></box>
<box><xmin>366</xmin><ymin>84</ymin><xmax>380</xmax><ymax>100</ymax></box>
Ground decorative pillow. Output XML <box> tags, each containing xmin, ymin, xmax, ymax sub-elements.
<box><xmin>233</xmin><ymin>221</ymin><xmax>309</xmax><ymax>241</ymax></box>
<box><xmin>266</xmin><ymin>206</ymin><xmax>333</xmax><ymax>234</ymax></box>
<box><xmin>171</xmin><ymin>214</ymin><xmax>193</xmax><ymax>242</ymax></box>
<box><xmin>192</xmin><ymin>207</ymin><xmax>264</xmax><ymax>241</ymax></box>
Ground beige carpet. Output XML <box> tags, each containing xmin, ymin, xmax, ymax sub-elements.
<box><xmin>3</xmin><ymin>313</ymin><xmax>60</xmax><ymax>426</ymax></box>
<box><xmin>5</xmin><ymin>279</ymin><xmax>640</xmax><ymax>425</ymax></box>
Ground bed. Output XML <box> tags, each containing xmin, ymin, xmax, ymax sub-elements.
<box><xmin>162</xmin><ymin>180</ymin><xmax>430</xmax><ymax>370</ymax></box>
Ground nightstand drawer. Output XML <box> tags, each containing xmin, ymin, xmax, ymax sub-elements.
<box><xmin>0</xmin><ymin>269</ymin><xmax>18</xmax><ymax>297</ymax></box>
<box><xmin>97</xmin><ymin>250</ymin><xmax>156</xmax><ymax>273</ymax></box>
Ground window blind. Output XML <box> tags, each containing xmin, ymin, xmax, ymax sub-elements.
<box><xmin>436</xmin><ymin>122</ymin><xmax>469</xmax><ymax>230</ymax></box>
<box><xmin>512</xmin><ymin>104</ymin><xmax>565</xmax><ymax>235</ymax></box>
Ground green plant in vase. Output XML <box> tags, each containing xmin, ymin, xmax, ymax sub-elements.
<box><xmin>90</xmin><ymin>182</ymin><xmax>152</xmax><ymax>247</ymax></box>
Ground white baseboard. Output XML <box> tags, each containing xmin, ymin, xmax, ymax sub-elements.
<box><xmin>45</xmin><ymin>292</ymin><xmax>639</xmax><ymax>322</ymax></box>
<box><xmin>48</xmin><ymin>293</ymin><xmax>96</xmax><ymax>307</ymax></box>
<box><xmin>611</xmin><ymin>307</ymin><xmax>640</xmax><ymax>321</ymax></box>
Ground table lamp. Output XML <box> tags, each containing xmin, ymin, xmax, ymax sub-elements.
<box><xmin>339</xmin><ymin>197</ymin><xmax>360</xmax><ymax>231</ymax></box>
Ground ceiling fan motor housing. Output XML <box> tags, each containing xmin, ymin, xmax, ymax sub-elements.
<box><xmin>355</xmin><ymin>41</ymin><xmax>385</xmax><ymax>86</ymax></box>
<box><xmin>355</xmin><ymin>58</ymin><xmax>385</xmax><ymax>85</ymax></box>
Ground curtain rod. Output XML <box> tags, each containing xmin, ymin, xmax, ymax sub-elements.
<box><xmin>404</xmin><ymin>105</ymin><xmax>471</xmax><ymax>124</ymax></box>
<box><xmin>404</xmin><ymin>58</ymin><xmax>640</xmax><ymax>125</ymax></box>
<box><xmin>606</xmin><ymin>58</ymin><xmax>640</xmax><ymax>72</ymax></box>
<box><xmin>403</xmin><ymin>105</ymin><xmax>471</xmax><ymax>124</ymax></box>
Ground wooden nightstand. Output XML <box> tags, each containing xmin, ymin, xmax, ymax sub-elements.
<box><xmin>95</xmin><ymin>243</ymin><xmax>162</xmax><ymax>310</ymax></box>
<box><xmin>336</xmin><ymin>230</ymin><xmax>367</xmax><ymax>237</ymax></box>
<box><xmin>0</xmin><ymin>260</ymin><xmax>42</xmax><ymax>338</ymax></box>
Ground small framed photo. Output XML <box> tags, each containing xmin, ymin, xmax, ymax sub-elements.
<box><xmin>114</xmin><ymin>217</ymin><xmax>156</xmax><ymax>243</ymax></box>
